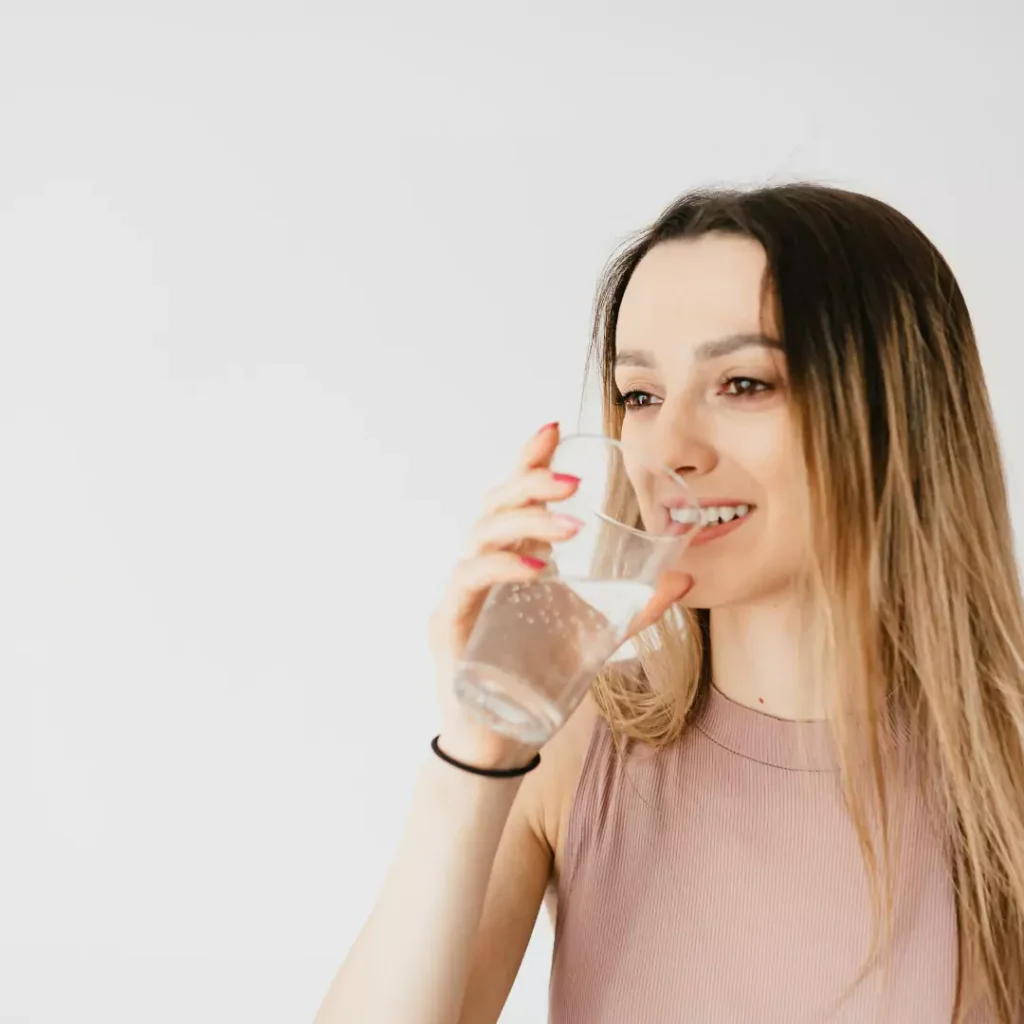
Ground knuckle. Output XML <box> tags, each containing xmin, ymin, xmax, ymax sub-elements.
<box><xmin>473</xmin><ymin>512</ymin><xmax>506</xmax><ymax>548</ymax></box>
<box><xmin>452</xmin><ymin>555</ymin><xmax>476</xmax><ymax>581</ymax></box>
<box><xmin>481</xmin><ymin>483</ymin><xmax>502</xmax><ymax>509</ymax></box>
<box><xmin>463</xmin><ymin>522</ymin><xmax>485</xmax><ymax>554</ymax></box>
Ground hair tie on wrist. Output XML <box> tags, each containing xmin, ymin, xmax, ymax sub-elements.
<box><xmin>431</xmin><ymin>735</ymin><xmax>541</xmax><ymax>777</ymax></box>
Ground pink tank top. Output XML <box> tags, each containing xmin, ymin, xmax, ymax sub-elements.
<box><xmin>549</xmin><ymin>684</ymin><xmax>986</xmax><ymax>1022</ymax></box>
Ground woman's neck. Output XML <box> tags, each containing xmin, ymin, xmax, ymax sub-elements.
<box><xmin>708</xmin><ymin>597</ymin><xmax>826</xmax><ymax>721</ymax></box>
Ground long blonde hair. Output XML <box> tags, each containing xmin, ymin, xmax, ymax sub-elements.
<box><xmin>586</xmin><ymin>184</ymin><xmax>1024</xmax><ymax>1022</ymax></box>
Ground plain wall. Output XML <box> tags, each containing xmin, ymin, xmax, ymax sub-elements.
<box><xmin>1</xmin><ymin>4</ymin><xmax>1021</xmax><ymax>1022</ymax></box>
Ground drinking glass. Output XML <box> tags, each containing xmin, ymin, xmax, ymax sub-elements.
<box><xmin>452</xmin><ymin>433</ymin><xmax>699</xmax><ymax>744</ymax></box>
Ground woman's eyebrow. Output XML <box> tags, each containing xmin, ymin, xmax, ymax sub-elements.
<box><xmin>614</xmin><ymin>333</ymin><xmax>783</xmax><ymax>368</ymax></box>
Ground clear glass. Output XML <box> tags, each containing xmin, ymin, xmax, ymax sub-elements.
<box><xmin>452</xmin><ymin>433</ymin><xmax>699</xmax><ymax>744</ymax></box>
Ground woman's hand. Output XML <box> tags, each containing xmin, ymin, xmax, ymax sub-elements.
<box><xmin>429</xmin><ymin>422</ymin><xmax>694</xmax><ymax>770</ymax></box>
<box><xmin>429</xmin><ymin>422</ymin><xmax>582</xmax><ymax>770</ymax></box>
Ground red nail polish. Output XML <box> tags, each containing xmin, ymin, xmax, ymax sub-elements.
<box><xmin>552</xmin><ymin>472</ymin><xmax>580</xmax><ymax>485</ymax></box>
<box><xmin>537</xmin><ymin>421</ymin><xmax>559</xmax><ymax>435</ymax></box>
<box><xmin>519</xmin><ymin>554</ymin><xmax>547</xmax><ymax>570</ymax></box>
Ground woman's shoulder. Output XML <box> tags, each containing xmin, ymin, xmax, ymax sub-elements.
<box><xmin>526</xmin><ymin>658</ymin><xmax>656</xmax><ymax>866</ymax></box>
<box><xmin>529</xmin><ymin>692</ymin><xmax>604</xmax><ymax>869</ymax></box>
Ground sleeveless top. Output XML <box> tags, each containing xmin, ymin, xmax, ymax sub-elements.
<box><xmin>548</xmin><ymin>684</ymin><xmax>983</xmax><ymax>1023</ymax></box>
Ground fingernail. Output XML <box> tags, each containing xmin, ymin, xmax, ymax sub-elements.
<box><xmin>519</xmin><ymin>554</ymin><xmax>547</xmax><ymax>570</ymax></box>
<box><xmin>553</xmin><ymin>514</ymin><xmax>583</xmax><ymax>531</ymax></box>
<box><xmin>537</xmin><ymin>421</ymin><xmax>559</xmax><ymax>435</ymax></box>
<box><xmin>552</xmin><ymin>472</ymin><xmax>580</xmax><ymax>485</ymax></box>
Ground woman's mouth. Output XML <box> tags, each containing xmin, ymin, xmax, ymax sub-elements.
<box><xmin>665</xmin><ymin>503</ymin><xmax>755</xmax><ymax>545</ymax></box>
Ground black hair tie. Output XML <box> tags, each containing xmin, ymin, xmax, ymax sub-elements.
<box><xmin>430</xmin><ymin>735</ymin><xmax>541</xmax><ymax>777</ymax></box>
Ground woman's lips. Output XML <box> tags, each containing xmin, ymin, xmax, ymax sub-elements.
<box><xmin>663</xmin><ymin>506</ymin><xmax>756</xmax><ymax>546</ymax></box>
<box><xmin>685</xmin><ymin>512</ymin><xmax>753</xmax><ymax>546</ymax></box>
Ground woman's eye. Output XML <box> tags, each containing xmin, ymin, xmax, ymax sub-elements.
<box><xmin>721</xmin><ymin>376</ymin><xmax>772</xmax><ymax>398</ymax></box>
<box><xmin>616</xmin><ymin>389</ymin><xmax>660</xmax><ymax>410</ymax></box>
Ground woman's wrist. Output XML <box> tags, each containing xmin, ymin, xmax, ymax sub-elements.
<box><xmin>432</xmin><ymin>735</ymin><xmax>541</xmax><ymax>777</ymax></box>
<box><xmin>435</xmin><ymin>724</ymin><xmax>541</xmax><ymax>774</ymax></box>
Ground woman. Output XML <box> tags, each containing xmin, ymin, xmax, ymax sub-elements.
<box><xmin>316</xmin><ymin>185</ymin><xmax>1024</xmax><ymax>1022</ymax></box>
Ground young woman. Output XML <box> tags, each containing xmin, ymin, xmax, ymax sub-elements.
<box><xmin>316</xmin><ymin>185</ymin><xmax>1024</xmax><ymax>1023</ymax></box>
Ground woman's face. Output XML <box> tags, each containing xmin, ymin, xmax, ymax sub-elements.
<box><xmin>614</xmin><ymin>232</ymin><xmax>810</xmax><ymax>609</ymax></box>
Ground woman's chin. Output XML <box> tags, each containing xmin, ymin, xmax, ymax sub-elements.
<box><xmin>676</xmin><ymin>572</ymin><xmax>807</xmax><ymax>611</ymax></box>
<box><xmin>676</xmin><ymin>578</ymin><xmax>754</xmax><ymax>611</ymax></box>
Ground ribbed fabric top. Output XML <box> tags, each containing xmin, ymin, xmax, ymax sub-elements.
<box><xmin>548</xmin><ymin>685</ymin><xmax>975</xmax><ymax>1023</ymax></box>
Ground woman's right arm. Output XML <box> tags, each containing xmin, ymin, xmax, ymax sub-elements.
<box><xmin>314</xmin><ymin>423</ymin><xmax>577</xmax><ymax>1024</ymax></box>
<box><xmin>313</xmin><ymin>734</ymin><xmax>554</xmax><ymax>1024</ymax></box>
<box><xmin>313</xmin><ymin>422</ymin><xmax>691</xmax><ymax>1023</ymax></box>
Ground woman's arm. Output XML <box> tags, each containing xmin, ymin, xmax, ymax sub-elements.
<box><xmin>313</xmin><ymin>743</ymin><xmax>552</xmax><ymax>1024</ymax></box>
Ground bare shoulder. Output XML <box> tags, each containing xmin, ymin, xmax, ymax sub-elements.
<box><xmin>519</xmin><ymin>692</ymin><xmax>601</xmax><ymax>871</ymax></box>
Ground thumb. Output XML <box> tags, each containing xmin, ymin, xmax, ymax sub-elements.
<box><xmin>624</xmin><ymin>571</ymin><xmax>694</xmax><ymax>640</ymax></box>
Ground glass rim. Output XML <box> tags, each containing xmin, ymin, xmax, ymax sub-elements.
<box><xmin>553</xmin><ymin>431</ymin><xmax>697</xmax><ymax>543</ymax></box>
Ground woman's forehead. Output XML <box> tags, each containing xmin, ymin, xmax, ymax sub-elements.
<box><xmin>617</xmin><ymin>235</ymin><xmax>777</xmax><ymax>357</ymax></box>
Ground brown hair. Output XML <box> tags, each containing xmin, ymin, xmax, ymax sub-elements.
<box><xmin>586</xmin><ymin>184</ymin><xmax>1024</xmax><ymax>1021</ymax></box>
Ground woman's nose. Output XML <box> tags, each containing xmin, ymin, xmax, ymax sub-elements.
<box><xmin>652</xmin><ymin>404</ymin><xmax>717</xmax><ymax>479</ymax></box>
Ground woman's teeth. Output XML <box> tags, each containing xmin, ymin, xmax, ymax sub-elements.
<box><xmin>669</xmin><ymin>504</ymin><xmax>751</xmax><ymax>527</ymax></box>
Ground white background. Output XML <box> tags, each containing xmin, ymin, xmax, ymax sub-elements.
<box><xmin>1</xmin><ymin>4</ymin><xmax>1021</xmax><ymax>1022</ymax></box>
